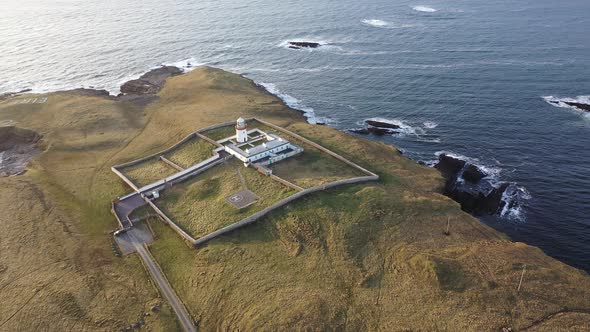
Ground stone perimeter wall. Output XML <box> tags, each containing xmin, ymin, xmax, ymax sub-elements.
<box><xmin>192</xmin><ymin>118</ymin><xmax>379</xmax><ymax>246</ymax></box>
<box><xmin>193</xmin><ymin>175</ymin><xmax>378</xmax><ymax>246</ymax></box>
<box><xmin>111</xmin><ymin>118</ymin><xmax>379</xmax><ymax>247</ymax></box>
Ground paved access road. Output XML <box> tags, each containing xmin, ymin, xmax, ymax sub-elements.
<box><xmin>130</xmin><ymin>234</ymin><xmax>197</xmax><ymax>332</ymax></box>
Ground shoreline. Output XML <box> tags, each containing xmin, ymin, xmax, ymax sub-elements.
<box><xmin>2</xmin><ymin>64</ymin><xmax>590</xmax><ymax>330</ymax></box>
<box><xmin>0</xmin><ymin>65</ymin><xmax>537</xmax><ymax>219</ymax></box>
<box><xmin>0</xmin><ymin>65</ymin><xmax>580</xmax><ymax>273</ymax></box>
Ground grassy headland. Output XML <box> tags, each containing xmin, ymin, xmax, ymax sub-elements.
<box><xmin>0</xmin><ymin>67</ymin><xmax>589</xmax><ymax>331</ymax></box>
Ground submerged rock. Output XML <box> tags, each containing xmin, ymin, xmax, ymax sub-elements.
<box><xmin>365</xmin><ymin>120</ymin><xmax>401</xmax><ymax>130</ymax></box>
<box><xmin>348</xmin><ymin>119</ymin><xmax>402</xmax><ymax>136</ymax></box>
<box><xmin>563</xmin><ymin>101</ymin><xmax>590</xmax><ymax>112</ymax></box>
<box><xmin>288</xmin><ymin>41</ymin><xmax>321</xmax><ymax>49</ymax></box>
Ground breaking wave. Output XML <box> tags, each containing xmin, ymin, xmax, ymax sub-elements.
<box><xmin>349</xmin><ymin>117</ymin><xmax>441</xmax><ymax>143</ymax></box>
<box><xmin>542</xmin><ymin>95</ymin><xmax>590</xmax><ymax>118</ymax></box>
<box><xmin>433</xmin><ymin>151</ymin><xmax>530</xmax><ymax>222</ymax></box>
<box><xmin>413</xmin><ymin>5</ymin><xmax>437</xmax><ymax>12</ymax></box>
<box><xmin>162</xmin><ymin>57</ymin><xmax>204</xmax><ymax>73</ymax></box>
<box><xmin>257</xmin><ymin>82</ymin><xmax>320</xmax><ymax>124</ymax></box>
<box><xmin>423</xmin><ymin>121</ymin><xmax>438</xmax><ymax>129</ymax></box>
<box><xmin>361</xmin><ymin>19</ymin><xmax>416</xmax><ymax>29</ymax></box>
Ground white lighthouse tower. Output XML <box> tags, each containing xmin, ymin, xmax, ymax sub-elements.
<box><xmin>235</xmin><ymin>117</ymin><xmax>248</xmax><ymax>143</ymax></box>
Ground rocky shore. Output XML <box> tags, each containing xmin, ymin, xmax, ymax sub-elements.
<box><xmin>119</xmin><ymin>66</ymin><xmax>183</xmax><ymax>96</ymax></box>
<box><xmin>434</xmin><ymin>153</ymin><xmax>511</xmax><ymax>216</ymax></box>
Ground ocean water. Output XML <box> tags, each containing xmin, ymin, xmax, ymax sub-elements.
<box><xmin>2</xmin><ymin>0</ymin><xmax>589</xmax><ymax>271</ymax></box>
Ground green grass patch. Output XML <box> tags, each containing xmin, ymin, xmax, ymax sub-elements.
<box><xmin>154</xmin><ymin>159</ymin><xmax>296</xmax><ymax>238</ymax></box>
<box><xmin>163</xmin><ymin>137</ymin><xmax>217</xmax><ymax>169</ymax></box>
<box><xmin>120</xmin><ymin>158</ymin><xmax>178</xmax><ymax>188</ymax></box>
<box><xmin>271</xmin><ymin>148</ymin><xmax>365</xmax><ymax>188</ymax></box>
<box><xmin>200</xmin><ymin>125</ymin><xmax>235</xmax><ymax>141</ymax></box>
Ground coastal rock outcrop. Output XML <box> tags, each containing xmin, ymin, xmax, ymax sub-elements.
<box><xmin>546</xmin><ymin>97</ymin><xmax>590</xmax><ymax>112</ymax></box>
<box><xmin>119</xmin><ymin>66</ymin><xmax>183</xmax><ymax>96</ymax></box>
<box><xmin>68</xmin><ymin>88</ymin><xmax>111</xmax><ymax>98</ymax></box>
<box><xmin>288</xmin><ymin>41</ymin><xmax>321</xmax><ymax>49</ymax></box>
<box><xmin>562</xmin><ymin>101</ymin><xmax>590</xmax><ymax>112</ymax></box>
<box><xmin>348</xmin><ymin>119</ymin><xmax>401</xmax><ymax>136</ymax></box>
<box><xmin>434</xmin><ymin>153</ymin><xmax>509</xmax><ymax>215</ymax></box>
<box><xmin>0</xmin><ymin>126</ymin><xmax>42</xmax><ymax>177</ymax></box>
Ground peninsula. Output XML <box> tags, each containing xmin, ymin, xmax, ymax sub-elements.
<box><xmin>0</xmin><ymin>67</ymin><xmax>589</xmax><ymax>331</ymax></box>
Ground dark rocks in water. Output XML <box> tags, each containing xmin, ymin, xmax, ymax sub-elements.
<box><xmin>365</xmin><ymin>120</ymin><xmax>401</xmax><ymax>130</ymax></box>
<box><xmin>563</xmin><ymin>101</ymin><xmax>590</xmax><ymax>112</ymax></box>
<box><xmin>288</xmin><ymin>41</ymin><xmax>321</xmax><ymax>49</ymax></box>
<box><xmin>462</xmin><ymin>164</ymin><xmax>486</xmax><ymax>183</ymax></box>
<box><xmin>348</xmin><ymin>128</ymin><xmax>370</xmax><ymax>135</ymax></box>
<box><xmin>434</xmin><ymin>154</ymin><xmax>466</xmax><ymax>180</ymax></box>
<box><xmin>434</xmin><ymin>153</ymin><xmax>508</xmax><ymax>216</ymax></box>
<box><xmin>120</xmin><ymin>66</ymin><xmax>183</xmax><ymax>96</ymax></box>
<box><xmin>449</xmin><ymin>182</ymin><xmax>509</xmax><ymax>216</ymax></box>
<box><xmin>348</xmin><ymin>119</ymin><xmax>402</xmax><ymax>136</ymax></box>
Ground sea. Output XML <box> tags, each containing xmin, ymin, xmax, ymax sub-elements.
<box><xmin>1</xmin><ymin>0</ymin><xmax>589</xmax><ymax>272</ymax></box>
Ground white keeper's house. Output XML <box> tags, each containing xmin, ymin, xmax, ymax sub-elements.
<box><xmin>217</xmin><ymin>118</ymin><xmax>303</xmax><ymax>166</ymax></box>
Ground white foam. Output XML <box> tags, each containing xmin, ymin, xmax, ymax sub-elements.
<box><xmin>362</xmin><ymin>19</ymin><xmax>389</xmax><ymax>27</ymax></box>
<box><xmin>499</xmin><ymin>184</ymin><xmax>531</xmax><ymax>222</ymax></box>
<box><xmin>359</xmin><ymin>117</ymin><xmax>442</xmax><ymax>143</ymax></box>
<box><xmin>365</xmin><ymin>117</ymin><xmax>417</xmax><ymax>136</ymax></box>
<box><xmin>413</xmin><ymin>5</ymin><xmax>437</xmax><ymax>12</ymax></box>
<box><xmin>257</xmin><ymin>82</ymin><xmax>318</xmax><ymax>124</ymax></box>
<box><xmin>543</xmin><ymin>96</ymin><xmax>590</xmax><ymax>121</ymax></box>
<box><xmin>543</xmin><ymin>95</ymin><xmax>590</xmax><ymax>114</ymax></box>
<box><xmin>361</xmin><ymin>19</ymin><xmax>416</xmax><ymax>29</ymax></box>
<box><xmin>423</xmin><ymin>121</ymin><xmax>438</xmax><ymax>129</ymax></box>
<box><xmin>162</xmin><ymin>57</ymin><xmax>204</xmax><ymax>73</ymax></box>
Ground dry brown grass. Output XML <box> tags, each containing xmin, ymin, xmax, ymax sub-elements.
<box><xmin>0</xmin><ymin>93</ymin><xmax>179</xmax><ymax>330</ymax></box>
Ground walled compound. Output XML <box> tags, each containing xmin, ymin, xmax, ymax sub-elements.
<box><xmin>111</xmin><ymin>118</ymin><xmax>379</xmax><ymax>248</ymax></box>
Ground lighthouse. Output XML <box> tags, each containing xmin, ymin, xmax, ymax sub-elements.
<box><xmin>235</xmin><ymin>117</ymin><xmax>248</xmax><ymax>143</ymax></box>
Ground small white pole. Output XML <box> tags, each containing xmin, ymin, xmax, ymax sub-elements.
<box><xmin>517</xmin><ymin>264</ymin><xmax>526</xmax><ymax>292</ymax></box>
